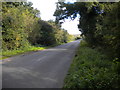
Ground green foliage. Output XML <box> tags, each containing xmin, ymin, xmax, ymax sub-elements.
<box><xmin>63</xmin><ymin>40</ymin><xmax>120</xmax><ymax>88</ymax></box>
<box><xmin>2</xmin><ymin>2</ymin><xmax>38</xmax><ymax>50</ymax></box>
<box><xmin>37</xmin><ymin>20</ymin><xmax>74</xmax><ymax>46</ymax></box>
<box><xmin>101</xmin><ymin>2</ymin><xmax>120</xmax><ymax>60</ymax></box>
<box><xmin>75</xmin><ymin>37</ymin><xmax>81</xmax><ymax>40</ymax></box>
<box><xmin>2</xmin><ymin>1</ymin><xmax>74</xmax><ymax>57</ymax></box>
<box><xmin>1</xmin><ymin>45</ymin><xmax>47</xmax><ymax>59</ymax></box>
<box><xmin>54</xmin><ymin>2</ymin><xmax>120</xmax><ymax>88</ymax></box>
<box><xmin>54</xmin><ymin>2</ymin><xmax>120</xmax><ymax>61</ymax></box>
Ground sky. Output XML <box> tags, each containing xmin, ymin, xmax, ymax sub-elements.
<box><xmin>28</xmin><ymin>0</ymin><xmax>81</xmax><ymax>35</ymax></box>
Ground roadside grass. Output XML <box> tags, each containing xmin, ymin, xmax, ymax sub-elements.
<box><xmin>1</xmin><ymin>43</ymin><xmax>63</xmax><ymax>60</ymax></box>
<box><xmin>63</xmin><ymin>40</ymin><xmax>120</xmax><ymax>88</ymax></box>
<box><xmin>0</xmin><ymin>46</ymin><xmax>47</xmax><ymax>60</ymax></box>
<box><xmin>0</xmin><ymin>42</ymin><xmax>72</xmax><ymax>60</ymax></box>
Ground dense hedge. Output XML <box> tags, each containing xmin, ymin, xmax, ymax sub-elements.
<box><xmin>2</xmin><ymin>2</ymin><xmax>74</xmax><ymax>51</ymax></box>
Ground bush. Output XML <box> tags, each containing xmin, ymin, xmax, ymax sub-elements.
<box><xmin>63</xmin><ymin>40</ymin><xmax>119</xmax><ymax>88</ymax></box>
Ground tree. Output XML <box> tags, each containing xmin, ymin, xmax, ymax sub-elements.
<box><xmin>54</xmin><ymin>1</ymin><xmax>120</xmax><ymax>61</ymax></box>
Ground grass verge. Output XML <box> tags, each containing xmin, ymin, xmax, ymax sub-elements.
<box><xmin>1</xmin><ymin>46</ymin><xmax>47</xmax><ymax>60</ymax></box>
<box><xmin>63</xmin><ymin>40</ymin><xmax>120</xmax><ymax>88</ymax></box>
<box><xmin>0</xmin><ymin>41</ymin><xmax>73</xmax><ymax>60</ymax></box>
<box><xmin>1</xmin><ymin>43</ymin><xmax>62</xmax><ymax>60</ymax></box>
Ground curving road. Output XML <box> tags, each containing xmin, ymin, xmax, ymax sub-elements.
<box><xmin>2</xmin><ymin>40</ymin><xmax>81</xmax><ymax>88</ymax></box>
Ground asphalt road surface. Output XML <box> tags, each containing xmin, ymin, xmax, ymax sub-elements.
<box><xmin>2</xmin><ymin>40</ymin><xmax>81</xmax><ymax>88</ymax></box>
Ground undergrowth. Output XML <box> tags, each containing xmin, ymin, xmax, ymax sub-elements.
<box><xmin>63</xmin><ymin>40</ymin><xmax>120</xmax><ymax>88</ymax></box>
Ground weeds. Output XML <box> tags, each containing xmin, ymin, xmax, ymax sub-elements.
<box><xmin>63</xmin><ymin>40</ymin><xmax>120</xmax><ymax>88</ymax></box>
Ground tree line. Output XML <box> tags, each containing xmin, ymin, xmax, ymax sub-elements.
<box><xmin>54</xmin><ymin>1</ymin><xmax>120</xmax><ymax>62</ymax></box>
<box><xmin>2</xmin><ymin>1</ymin><xmax>74</xmax><ymax>51</ymax></box>
<box><xmin>54</xmin><ymin>1</ymin><xmax>120</xmax><ymax>88</ymax></box>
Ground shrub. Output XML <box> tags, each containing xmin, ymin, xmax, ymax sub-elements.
<box><xmin>63</xmin><ymin>40</ymin><xmax>119</xmax><ymax>88</ymax></box>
